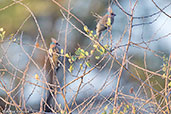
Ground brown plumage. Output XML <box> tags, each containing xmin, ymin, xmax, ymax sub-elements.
<box><xmin>96</xmin><ymin>7</ymin><xmax>116</xmax><ymax>38</ymax></box>
<box><xmin>49</xmin><ymin>38</ymin><xmax>61</xmax><ymax>71</ymax></box>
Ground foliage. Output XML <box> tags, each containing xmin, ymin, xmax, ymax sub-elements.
<box><xmin>0</xmin><ymin>28</ymin><xmax>5</xmax><ymax>41</ymax></box>
<box><xmin>0</xmin><ymin>0</ymin><xmax>171</xmax><ymax>114</ymax></box>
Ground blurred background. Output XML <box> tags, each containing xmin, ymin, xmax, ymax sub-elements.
<box><xmin>0</xmin><ymin>0</ymin><xmax>171</xmax><ymax>113</ymax></box>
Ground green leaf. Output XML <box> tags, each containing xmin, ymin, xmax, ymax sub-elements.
<box><xmin>101</xmin><ymin>47</ymin><xmax>105</xmax><ymax>52</ymax></box>
<box><xmin>90</xmin><ymin>50</ymin><xmax>94</xmax><ymax>55</ymax></box>
<box><xmin>123</xmin><ymin>106</ymin><xmax>127</xmax><ymax>113</ymax></box>
<box><xmin>95</xmin><ymin>56</ymin><xmax>100</xmax><ymax>60</ymax></box>
<box><xmin>0</xmin><ymin>28</ymin><xmax>5</xmax><ymax>40</ymax></box>
<box><xmin>162</xmin><ymin>65</ymin><xmax>166</xmax><ymax>72</ymax></box>
<box><xmin>109</xmin><ymin>98</ymin><xmax>113</xmax><ymax>101</ymax></box>
<box><xmin>90</xmin><ymin>30</ymin><xmax>93</xmax><ymax>33</ymax></box>
<box><xmin>98</xmin><ymin>46</ymin><xmax>105</xmax><ymax>55</ymax></box>
<box><xmin>2</xmin><ymin>31</ymin><xmax>5</xmax><ymax>36</ymax></box>
<box><xmin>168</xmin><ymin>82</ymin><xmax>171</xmax><ymax>87</ymax></box>
<box><xmin>169</xmin><ymin>75</ymin><xmax>171</xmax><ymax>78</ymax></box>
<box><xmin>162</xmin><ymin>74</ymin><xmax>166</xmax><ymax>78</ymax></box>
<box><xmin>102</xmin><ymin>111</ymin><xmax>107</xmax><ymax>114</ymax></box>
<box><xmin>109</xmin><ymin>109</ymin><xmax>113</xmax><ymax>114</ymax></box>
<box><xmin>61</xmin><ymin>49</ymin><xmax>64</xmax><ymax>54</ymax></box>
<box><xmin>83</xmin><ymin>26</ymin><xmax>89</xmax><ymax>33</ymax></box>
<box><xmin>80</xmin><ymin>64</ymin><xmax>83</xmax><ymax>70</ymax></box>
<box><xmin>71</xmin><ymin>56</ymin><xmax>77</xmax><ymax>61</ymax></box>
<box><xmin>104</xmin><ymin>45</ymin><xmax>109</xmax><ymax>53</ymax></box>
<box><xmin>0</xmin><ymin>28</ymin><xmax>3</xmax><ymax>32</ymax></box>
<box><xmin>75</xmin><ymin>48</ymin><xmax>82</xmax><ymax>55</ymax></box>
<box><xmin>65</xmin><ymin>53</ymin><xmax>70</xmax><ymax>58</ymax></box>
<box><xmin>68</xmin><ymin>64</ymin><xmax>74</xmax><ymax>73</ymax></box>
<box><xmin>68</xmin><ymin>59</ymin><xmax>72</xmax><ymax>63</ymax></box>
<box><xmin>126</xmin><ymin>104</ymin><xmax>129</xmax><ymax>109</ymax></box>
<box><xmin>88</xmin><ymin>33</ymin><xmax>93</xmax><ymax>37</ymax></box>
<box><xmin>85</xmin><ymin>61</ymin><xmax>91</xmax><ymax>67</ymax></box>
<box><xmin>93</xmin><ymin>44</ymin><xmax>98</xmax><ymax>48</ymax></box>
<box><xmin>80</xmin><ymin>48</ymin><xmax>85</xmax><ymax>53</ymax></box>
<box><xmin>78</xmin><ymin>53</ymin><xmax>85</xmax><ymax>59</ymax></box>
<box><xmin>85</xmin><ymin>51</ymin><xmax>89</xmax><ymax>56</ymax></box>
<box><xmin>94</xmin><ymin>34</ymin><xmax>97</xmax><ymax>37</ymax></box>
<box><xmin>104</xmin><ymin>105</ymin><xmax>108</xmax><ymax>110</ymax></box>
<box><xmin>75</xmin><ymin>48</ymin><xmax>89</xmax><ymax>59</ymax></box>
<box><xmin>13</xmin><ymin>38</ymin><xmax>16</xmax><ymax>41</ymax></box>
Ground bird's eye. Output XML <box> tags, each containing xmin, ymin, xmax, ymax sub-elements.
<box><xmin>111</xmin><ymin>13</ymin><xmax>116</xmax><ymax>16</ymax></box>
<box><xmin>56</xmin><ymin>43</ymin><xmax>60</xmax><ymax>46</ymax></box>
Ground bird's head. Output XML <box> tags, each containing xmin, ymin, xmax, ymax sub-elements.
<box><xmin>111</xmin><ymin>12</ymin><xmax>116</xmax><ymax>17</ymax></box>
<box><xmin>108</xmin><ymin>6</ymin><xmax>116</xmax><ymax>17</ymax></box>
<box><xmin>50</xmin><ymin>38</ymin><xmax>60</xmax><ymax>49</ymax></box>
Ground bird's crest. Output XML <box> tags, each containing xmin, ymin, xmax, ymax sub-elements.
<box><xmin>51</xmin><ymin>38</ymin><xmax>57</xmax><ymax>43</ymax></box>
<box><xmin>108</xmin><ymin>6</ymin><xmax>113</xmax><ymax>14</ymax></box>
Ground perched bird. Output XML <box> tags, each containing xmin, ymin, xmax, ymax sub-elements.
<box><xmin>48</xmin><ymin>38</ymin><xmax>61</xmax><ymax>71</ymax></box>
<box><xmin>96</xmin><ymin>6</ymin><xmax>116</xmax><ymax>38</ymax></box>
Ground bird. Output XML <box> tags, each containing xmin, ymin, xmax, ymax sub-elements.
<box><xmin>96</xmin><ymin>6</ymin><xmax>116</xmax><ymax>38</ymax></box>
<box><xmin>46</xmin><ymin>38</ymin><xmax>62</xmax><ymax>112</ymax></box>
<box><xmin>48</xmin><ymin>38</ymin><xmax>62</xmax><ymax>72</ymax></box>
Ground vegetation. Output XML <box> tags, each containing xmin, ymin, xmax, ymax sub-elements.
<box><xmin>0</xmin><ymin>0</ymin><xmax>171</xmax><ymax>113</ymax></box>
